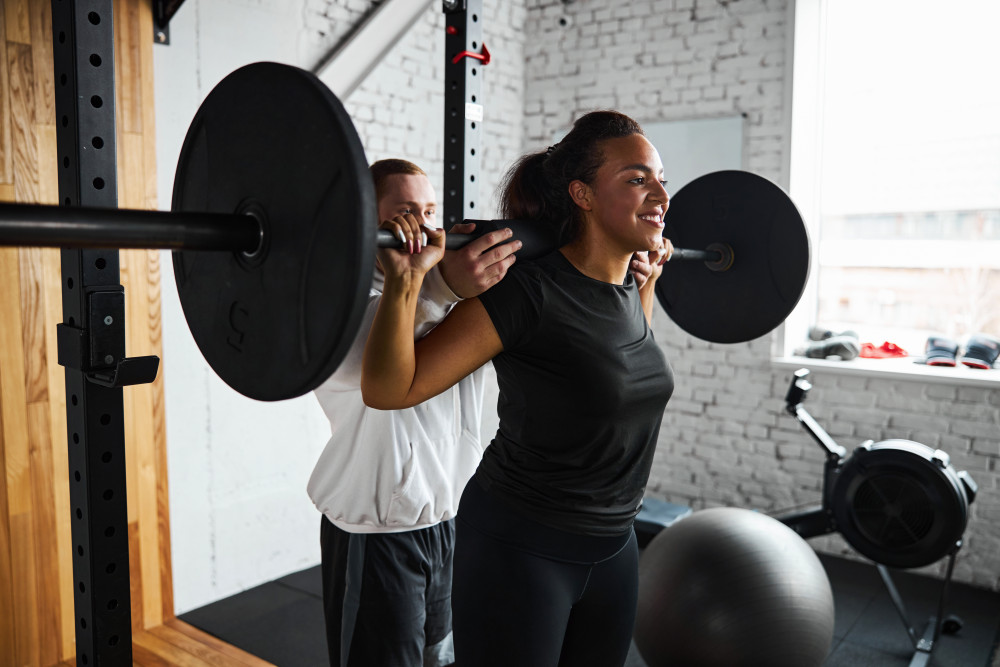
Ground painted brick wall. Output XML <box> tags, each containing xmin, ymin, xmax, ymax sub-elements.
<box><xmin>304</xmin><ymin>1</ymin><xmax>527</xmax><ymax>218</ymax></box>
<box><xmin>523</xmin><ymin>0</ymin><xmax>1000</xmax><ymax>590</ymax></box>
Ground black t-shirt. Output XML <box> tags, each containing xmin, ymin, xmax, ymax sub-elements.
<box><xmin>476</xmin><ymin>250</ymin><xmax>674</xmax><ymax>536</ymax></box>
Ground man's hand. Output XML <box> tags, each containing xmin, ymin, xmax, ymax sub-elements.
<box><xmin>439</xmin><ymin>223</ymin><xmax>522</xmax><ymax>298</ymax></box>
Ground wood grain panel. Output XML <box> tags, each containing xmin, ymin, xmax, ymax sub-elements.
<box><xmin>19</xmin><ymin>248</ymin><xmax>48</xmax><ymax>403</ymax></box>
<box><xmin>36</xmin><ymin>124</ymin><xmax>57</xmax><ymax>204</ymax></box>
<box><xmin>9</xmin><ymin>512</ymin><xmax>40</xmax><ymax>667</ymax></box>
<box><xmin>26</xmin><ymin>402</ymin><xmax>59</xmax><ymax>667</ymax></box>
<box><xmin>8</xmin><ymin>41</ymin><xmax>38</xmax><ymax>203</ymax></box>
<box><xmin>0</xmin><ymin>249</ymin><xmax>30</xmax><ymax>516</ymax></box>
<box><xmin>149</xmin><ymin>251</ymin><xmax>173</xmax><ymax>623</ymax></box>
<box><xmin>146</xmin><ymin>624</ymin><xmax>261</xmax><ymax>667</ymax></box>
<box><xmin>28</xmin><ymin>0</ymin><xmax>54</xmax><ymax>126</ymax></box>
<box><xmin>137</xmin><ymin>0</ymin><xmax>157</xmax><ymax>209</ymax></box>
<box><xmin>129</xmin><ymin>518</ymin><xmax>145</xmax><ymax>634</ymax></box>
<box><xmin>0</xmin><ymin>370</ymin><xmax>16</xmax><ymax>667</ymax></box>
<box><xmin>162</xmin><ymin>619</ymin><xmax>277</xmax><ymax>667</ymax></box>
<box><xmin>132</xmin><ymin>641</ymin><xmax>175</xmax><ymax>667</ymax></box>
<box><xmin>114</xmin><ymin>0</ymin><xmax>142</xmax><ymax>135</ymax></box>
<box><xmin>0</xmin><ymin>0</ymin><xmax>14</xmax><ymax>184</ymax></box>
<box><xmin>3</xmin><ymin>0</ymin><xmax>31</xmax><ymax>45</ymax></box>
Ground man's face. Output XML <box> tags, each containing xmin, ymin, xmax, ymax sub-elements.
<box><xmin>377</xmin><ymin>173</ymin><xmax>437</xmax><ymax>229</ymax></box>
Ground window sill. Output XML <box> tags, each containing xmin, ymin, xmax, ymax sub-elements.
<box><xmin>772</xmin><ymin>355</ymin><xmax>1000</xmax><ymax>389</ymax></box>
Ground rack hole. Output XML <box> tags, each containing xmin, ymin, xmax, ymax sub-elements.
<box><xmin>61</xmin><ymin>115</ymin><xmax>68</xmax><ymax>127</ymax></box>
<box><xmin>104</xmin><ymin>526</ymin><xmax>115</xmax><ymax>537</ymax></box>
<box><xmin>60</xmin><ymin>73</ymin><xmax>67</xmax><ymax>86</ymax></box>
<box><xmin>471</xmin><ymin>95</ymin><xmax>476</xmax><ymax>102</ymax></box>
<box><xmin>68</xmin><ymin>316</ymin><xmax>75</xmax><ymax>326</ymax></box>
<box><xmin>472</xmin><ymin>41</ymin><xmax>478</xmax><ymax>48</ymax></box>
<box><xmin>472</xmin><ymin>68</ymin><xmax>477</xmax><ymax>76</ymax></box>
<box><xmin>79</xmin><ymin>582</ymin><xmax>85</xmax><ymax>592</ymax></box>
<box><xmin>471</xmin><ymin>122</ymin><xmax>477</xmax><ymax>129</ymax></box>
<box><xmin>77</xmin><ymin>545</ymin><xmax>84</xmax><ymax>556</ymax></box>
<box><xmin>64</xmin><ymin>197</ymin><xmax>71</xmax><ymax>206</ymax></box>
<box><xmin>470</xmin><ymin>201</ymin><xmax>476</xmax><ymax>209</ymax></box>
<box><xmin>89</xmin><ymin>54</ymin><xmax>101</xmax><ymax>67</ymax></box>
<box><xmin>108</xmin><ymin>636</ymin><xmax>119</xmax><ymax>647</ymax></box>
<box><xmin>88</xmin><ymin>11</ymin><xmax>100</xmax><ymax>24</ymax></box>
<box><xmin>93</xmin><ymin>177</ymin><xmax>105</xmax><ymax>190</ymax></box>
<box><xmin>95</xmin><ymin>258</ymin><xmax>106</xmax><ymax>270</ymax></box>
<box><xmin>103</xmin><ymin>489</ymin><xmax>113</xmax><ymax>501</ymax></box>
<box><xmin>100</xmin><ymin>413</ymin><xmax>111</xmax><ymax>425</ymax></box>
<box><xmin>67</xmin><ymin>278</ymin><xmax>74</xmax><ymax>290</ymax></box>
<box><xmin>72</xmin><ymin>433</ymin><xmax>79</xmax><ymax>444</ymax></box>
<box><xmin>92</xmin><ymin>136</ymin><xmax>104</xmax><ymax>149</ymax></box>
<box><xmin>74</xmin><ymin>470</ymin><xmax>81</xmax><ymax>482</ymax></box>
<box><xmin>63</xmin><ymin>156</ymin><xmax>69</xmax><ymax>168</ymax></box>
<box><xmin>71</xmin><ymin>394</ymin><xmax>78</xmax><ymax>405</ymax></box>
<box><xmin>470</xmin><ymin>175</ymin><xmax>476</xmax><ymax>182</ymax></box>
<box><xmin>80</xmin><ymin>617</ymin><xmax>87</xmax><ymax>629</ymax></box>
<box><xmin>90</xmin><ymin>95</ymin><xmax>103</xmax><ymax>108</ymax></box>
<box><xmin>58</xmin><ymin>31</ymin><xmax>66</xmax><ymax>43</ymax></box>
<box><xmin>107</xmin><ymin>599</ymin><xmax>118</xmax><ymax>610</ymax></box>
<box><xmin>101</xmin><ymin>452</ymin><xmax>112</xmax><ymax>463</ymax></box>
<box><xmin>106</xmin><ymin>562</ymin><xmax>116</xmax><ymax>574</ymax></box>
<box><xmin>470</xmin><ymin>148</ymin><xmax>476</xmax><ymax>156</ymax></box>
<box><xmin>76</xmin><ymin>508</ymin><xmax>82</xmax><ymax>519</ymax></box>
<box><xmin>473</xmin><ymin>14</ymin><xmax>478</xmax><ymax>21</ymax></box>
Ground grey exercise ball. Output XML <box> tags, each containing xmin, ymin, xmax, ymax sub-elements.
<box><xmin>634</xmin><ymin>507</ymin><xmax>835</xmax><ymax>667</ymax></box>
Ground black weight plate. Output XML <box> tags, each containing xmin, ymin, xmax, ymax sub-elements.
<box><xmin>655</xmin><ymin>171</ymin><xmax>810</xmax><ymax>343</ymax></box>
<box><xmin>172</xmin><ymin>62</ymin><xmax>375</xmax><ymax>401</ymax></box>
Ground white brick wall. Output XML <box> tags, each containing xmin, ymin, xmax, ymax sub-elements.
<box><xmin>303</xmin><ymin>1</ymin><xmax>527</xmax><ymax>219</ymax></box>
<box><xmin>523</xmin><ymin>0</ymin><xmax>1000</xmax><ymax>591</ymax></box>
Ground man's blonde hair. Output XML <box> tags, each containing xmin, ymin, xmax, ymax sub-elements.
<box><xmin>370</xmin><ymin>159</ymin><xmax>427</xmax><ymax>203</ymax></box>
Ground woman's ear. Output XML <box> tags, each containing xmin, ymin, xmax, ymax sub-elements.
<box><xmin>568</xmin><ymin>180</ymin><xmax>593</xmax><ymax>211</ymax></box>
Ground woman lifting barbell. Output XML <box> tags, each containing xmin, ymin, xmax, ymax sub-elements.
<box><xmin>361</xmin><ymin>110</ymin><xmax>675</xmax><ymax>667</ymax></box>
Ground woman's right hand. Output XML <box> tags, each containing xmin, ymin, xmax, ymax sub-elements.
<box><xmin>376</xmin><ymin>213</ymin><xmax>445</xmax><ymax>281</ymax></box>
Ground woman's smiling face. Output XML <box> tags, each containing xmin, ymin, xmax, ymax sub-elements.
<box><xmin>577</xmin><ymin>134</ymin><xmax>670</xmax><ymax>254</ymax></box>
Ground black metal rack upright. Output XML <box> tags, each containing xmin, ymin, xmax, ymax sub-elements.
<box><xmin>443</xmin><ymin>0</ymin><xmax>485</xmax><ymax>229</ymax></box>
<box><xmin>52</xmin><ymin>1</ymin><xmax>139</xmax><ymax>664</ymax></box>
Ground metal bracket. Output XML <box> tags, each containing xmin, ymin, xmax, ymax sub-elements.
<box><xmin>87</xmin><ymin>356</ymin><xmax>160</xmax><ymax>389</ymax></box>
<box><xmin>56</xmin><ymin>287</ymin><xmax>160</xmax><ymax>388</ymax></box>
<box><xmin>153</xmin><ymin>0</ymin><xmax>187</xmax><ymax>44</ymax></box>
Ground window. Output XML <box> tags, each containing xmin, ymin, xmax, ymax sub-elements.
<box><xmin>786</xmin><ymin>0</ymin><xmax>1000</xmax><ymax>363</ymax></box>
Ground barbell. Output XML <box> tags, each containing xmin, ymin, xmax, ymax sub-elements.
<box><xmin>0</xmin><ymin>62</ymin><xmax>810</xmax><ymax>401</ymax></box>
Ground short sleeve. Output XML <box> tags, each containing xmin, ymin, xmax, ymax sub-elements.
<box><xmin>477</xmin><ymin>263</ymin><xmax>543</xmax><ymax>350</ymax></box>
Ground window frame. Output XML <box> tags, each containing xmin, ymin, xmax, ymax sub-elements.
<box><xmin>775</xmin><ymin>0</ymin><xmax>1000</xmax><ymax>386</ymax></box>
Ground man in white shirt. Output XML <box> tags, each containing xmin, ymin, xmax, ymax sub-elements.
<box><xmin>308</xmin><ymin>159</ymin><xmax>517</xmax><ymax>667</ymax></box>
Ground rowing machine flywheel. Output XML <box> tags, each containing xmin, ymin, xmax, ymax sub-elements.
<box><xmin>831</xmin><ymin>439</ymin><xmax>978</xmax><ymax>569</ymax></box>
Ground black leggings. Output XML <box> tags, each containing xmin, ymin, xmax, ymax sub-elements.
<box><xmin>452</xmin><ymin>479</ymin><xmax>638</xmax><ymax>667</ymax></box>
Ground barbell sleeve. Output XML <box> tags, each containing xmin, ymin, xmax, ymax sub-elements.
<box><xmin>670</xmin><ymin>247</ymin><xmax>722</xmax><ymax>262</ymax></box>
<box><xmin>0</xmin><ymin>202</ymin><xmax>261</xmax><ymax>252</ymax></box>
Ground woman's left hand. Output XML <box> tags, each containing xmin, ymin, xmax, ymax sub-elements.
<box><xmin>630</xmin><ymin>237</ymin><xmax>674</xmax><ymax>290</ymax></box>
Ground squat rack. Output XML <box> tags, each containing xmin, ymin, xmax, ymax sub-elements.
<box><xmin>45</xmin><ymin>0</ymin><xmax>486</xmax><ymax>664</ymax></box>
